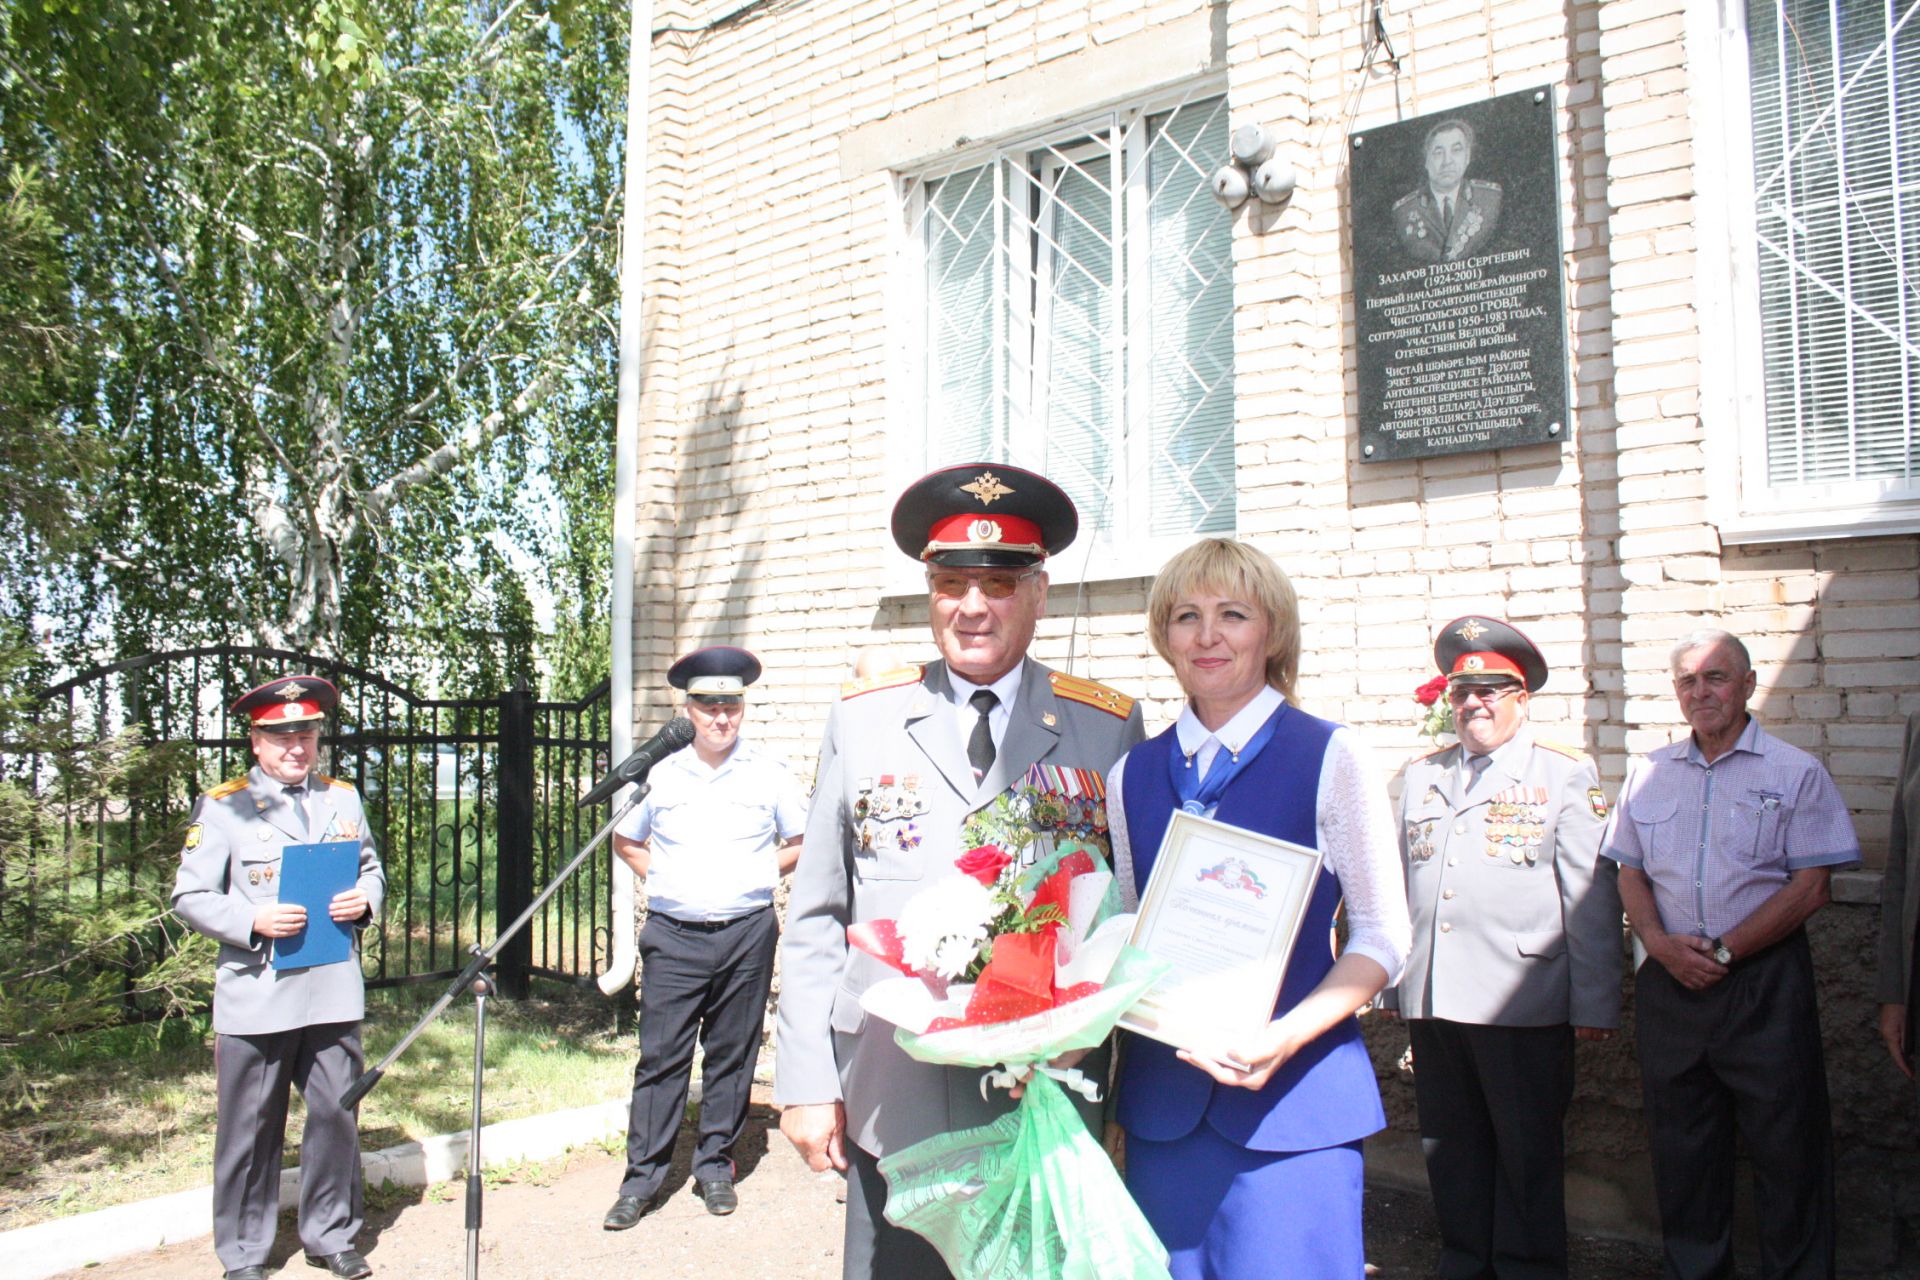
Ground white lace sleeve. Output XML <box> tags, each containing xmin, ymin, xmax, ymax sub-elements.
<box><xmin>1316</xmin><ymin>727</ymin><xmax>1411</xmax><ymax>984</ymax></box>
<box><xmin>1107</xmin><ymin>754</ymin><xmax>1138</xmax><ymax>912</ymax></box>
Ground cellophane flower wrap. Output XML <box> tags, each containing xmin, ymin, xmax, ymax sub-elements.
<box><xmin>846</xmin><ymin>779</ymin><xmax>1172</xmax><ymax>1280</ymax></box>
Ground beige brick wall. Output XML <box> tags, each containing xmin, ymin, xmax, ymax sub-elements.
<box><xmin>624</xmin><ymin>0</ymin><xmax>1920</xmax><ymax>868</ymax></box>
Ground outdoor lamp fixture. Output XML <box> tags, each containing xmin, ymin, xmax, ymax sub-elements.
<box><xmin>1210</xmin><ymin>123</ymin><xmax>1298</xmax><ymax>211</ymax></box>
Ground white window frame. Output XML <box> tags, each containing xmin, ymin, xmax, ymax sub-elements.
<box><xmin>1692</xmin><ymin>0</ymin><xmax>1920</xmax><ymax>542</ymax></box>
<box><xmin>883</xmin><ymin>81</ymin><xmax>1235</xmax><ymax>594</ymax></box>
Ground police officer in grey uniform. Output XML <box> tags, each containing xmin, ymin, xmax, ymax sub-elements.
<box><xmin>602</xmin><ymin>646</ymin><xmax>805</xmax><ymax>1230</ymax></box>
<box><xmin>172</xmin><ymin>675</ymin><xmax>384</xmax><ymax>1280</ymax></box>
<box><xmin>774</xmin><ymin>463</ymin><xmax>1144</xmax><ymax>1280</ymax></box>
<box><xmin>1385</xmin><ymin>618</ymin><xmax>1621</xmax><ymax>1280</ymax></box>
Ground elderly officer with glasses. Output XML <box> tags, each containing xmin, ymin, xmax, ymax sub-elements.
<box><xmin>775</xmin><ymin>463</ymin><xmax>1145</xmax><ymax>1280</ymax></box>
<box><xmin>1383</xmin><ymin>617</ymin><xmax>1621</xmax><ymax>1280</ymax></box>
<box><xmin>602</xmin><ymin>646</ymin><xmax>806</xmax><ymax>1231</ymax></box>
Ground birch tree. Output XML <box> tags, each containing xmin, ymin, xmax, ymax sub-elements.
<box><xmin>1</xmin><ymin>0</ymin><xmax>623</xmax><ymax>664</ymax></box>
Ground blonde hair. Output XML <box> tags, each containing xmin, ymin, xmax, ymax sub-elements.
<box><xmin>1146</xmin><ymin>538</ymin><xmax>1301</xmax><ymax>704</ymax></box>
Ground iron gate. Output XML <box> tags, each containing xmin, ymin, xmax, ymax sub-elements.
<box><xmin>13</xmin><ymin>646</ymin><xmax>615</xmax><ymax>1018</ymax></box>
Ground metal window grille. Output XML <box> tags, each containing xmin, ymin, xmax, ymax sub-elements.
<box><xmin>1746</xmin><ymin>0</ymin><xmax>1920</xmax><ymax>489</ymax></box>
<box><xmin>903</xmin><ymin>91</ymin><xmax>1236</xmax><ymax>547</ymax></box>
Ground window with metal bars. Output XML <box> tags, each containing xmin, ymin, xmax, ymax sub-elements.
<box><xmin>1739</xmin><ymin>0</ymin><xmax>1919</xmax><ymax>515</ymax></box>
<box><xmin>897</xmin><ymin>91</ymin><xmax>1236</xmax><ymax>570</ymax></box>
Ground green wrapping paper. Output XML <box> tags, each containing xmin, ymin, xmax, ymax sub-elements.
<box><xmin>877</xmin><ymin>1070</ymin><xmax>1170</xmax><ymax>1280</ymax></box>
<box><xmin>873</xmin><ymin>945</ymin><xmax>1173</xmax><ymax>1280</ymax></box>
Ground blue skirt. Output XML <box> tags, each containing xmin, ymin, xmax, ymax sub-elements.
<box><xmin>1126</xmin><ymin>1123</ymin><xmax>1366</xmax><ymax>1280</ymax></box>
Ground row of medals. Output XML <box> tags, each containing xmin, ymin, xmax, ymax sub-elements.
<box><xmin>1485</xmin><ymin>800</ymin><xmax>1546</xmax><ymax>863</ymax></box>
<box><xmin>855</xmin><ymin>775</ymin><xmax>930</xmax><ymax>855</ymax></box>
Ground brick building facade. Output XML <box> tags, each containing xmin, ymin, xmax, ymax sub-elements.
<box><xmin>615</xmin><ymin>0</ymin><xmax>1919</xmax><ymax>1265</ymax></box>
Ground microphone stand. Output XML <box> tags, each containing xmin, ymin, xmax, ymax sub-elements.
<box><xmin>341</xmin><ymin>777</ymin><xmax>651</xmax><ymax>1280</ymax></box>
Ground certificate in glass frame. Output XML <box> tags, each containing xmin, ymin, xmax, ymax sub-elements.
<box><xmin>1118</xmin><ymin>810</ymin><xmax>1324</xmax><ymax>1058</ymax></box>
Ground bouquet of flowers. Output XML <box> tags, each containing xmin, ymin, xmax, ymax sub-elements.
<box><xmin>1414</xmin><ymin>674</ymin><xmax>1454</xmax><ymax>742</ymax></box>
<box><xmin>846</xmin><ymin>796</ymin><xmax>1172</xmax><ymax>1280</ymax></box>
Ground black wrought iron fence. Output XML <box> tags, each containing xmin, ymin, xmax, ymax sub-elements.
<box><xmin>7</xmin><ymin>646</ymin><xmax>612</xmax><ymax>1024</ymax></box>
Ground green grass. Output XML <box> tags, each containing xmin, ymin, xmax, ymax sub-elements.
<box><xmin>0</xmin><ymin>983</ymin><xmax>636</xmax><ymax>1231</ymax></box>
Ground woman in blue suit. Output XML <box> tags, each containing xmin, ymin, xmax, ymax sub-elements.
<box><xmin>1109</xmin><ymin>539</ymin><xmax>1411</xmax><ymax>1279</ymax></box>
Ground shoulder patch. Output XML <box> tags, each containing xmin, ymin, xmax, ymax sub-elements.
<box><xmin>318</xmin><ymin>774</ymin><xmax>355</xmax><ymax>791</ymax></box>
<box><xmin>1535</xmin><ymin>739</ymin><xmax>1594</xmax><ymax>767</ymax></box>
<box><xmin>207</xmin><ymin>776</ymin><xmax>248</xmax><ymax>799</ymax></box>
<box><xmin>841</xmin><ymin>665</ymin><xmax>924</xmax><ymax>700</ymax></box>
<box><xmin>1049</xmin><ymin>671</ymin><xmax>1134</xmax><ymax>720</ymax></box>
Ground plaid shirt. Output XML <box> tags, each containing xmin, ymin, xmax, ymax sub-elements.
<box><xmin>1601</xmin><ymin>717</ymin><xmax>1858</xmax><ymax>939</ymax></box>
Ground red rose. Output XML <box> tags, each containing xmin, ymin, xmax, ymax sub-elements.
<box><xmin>954</xmin><ymin>844</ymin><xmax>1013</xmax><ymax>885</ymax></box>
<box><xmin>1414</xmin><ymin>675</ymin><xmax>1448</xmax><ymax>707</ymax></box>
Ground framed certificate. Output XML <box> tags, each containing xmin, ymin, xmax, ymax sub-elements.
<box><xmin>1118</xmin><ymin>810</ymin><xmax>1324</xmax><ymax>1058</ymax></box>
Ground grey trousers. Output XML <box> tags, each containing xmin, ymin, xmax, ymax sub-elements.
<box><xmin>843</xmin><ymin>1141</ymin><xmax>952</xmax><ymax>1280</ymax></box>
<box><xmin>213</xmin><ymin>1022</ymin><xmax>365</xmax><ymax>1269</ymax></box>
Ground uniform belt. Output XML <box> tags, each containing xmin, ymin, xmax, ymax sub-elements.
<box><xmin>658</xmin><ymin>907</ymin><xmax>768</xmax><ymax>932</ymax></box>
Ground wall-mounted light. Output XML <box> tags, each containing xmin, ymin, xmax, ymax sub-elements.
<box><xmin>1211</xmin><ymin>123</ymin><xmax>1297</xmax><ymax>211</ymax></box>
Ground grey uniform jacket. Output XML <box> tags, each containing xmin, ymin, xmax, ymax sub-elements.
<box><xmin>172</xmin><ymin>767</ymin><xmax>386</xmax><ymax>1036</ymax></box>
<box><xmin>774</xmin><ymin>657</ymin><xmax>1144</xmax><ymax>1157</ymax></box>
<box><xmin>1389</xmin><ymin>732</ymin><xmax>1622</xmax><ymax>1028</ymax></box>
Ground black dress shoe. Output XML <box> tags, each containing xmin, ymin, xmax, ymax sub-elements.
<box><xmin>694</xmin><ymin>1178</ymin><xmax>738</xmax><ymax>1216</ymax></box>
<box><xmin>305</xmin><ymin>1249</ymin><xmax>373</xmax><ymax>1279</ymax></box>
<box><xmin>603</xmin><ymin>1193</ymin><xmax>657</xmax><ymax>1230</ymax></box>
<box><xmin>223</xmin><ymin>1268</ymin><xmax>267</xmax><ymax>1280</ymax></box>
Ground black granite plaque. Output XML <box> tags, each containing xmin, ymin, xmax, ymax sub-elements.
<box><xmin>1351</xmin><ymin>87</ymin><xmax>1569</xmax><ymax>462</ymax></box>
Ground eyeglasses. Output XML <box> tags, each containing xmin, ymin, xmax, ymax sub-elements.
<box><xmin>927</xmin><ymin>570</ymin><xmax>1037</xmax><ymax>600</ymax></box>
<box><xmin>1447</xmin><ymin>683</ymin><xmax>1520</xmax><ymax>706</ymax></box>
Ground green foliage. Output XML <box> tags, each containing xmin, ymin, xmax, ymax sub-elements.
<box><xmin>0</xmin><ymin>0</ymin><xmax>623</xmax><ymax>686</ymax></box>
<box><xmin>0</xmin><ymin>667</ymin><xmax>210</xmax><ymax>1057</ymax></box>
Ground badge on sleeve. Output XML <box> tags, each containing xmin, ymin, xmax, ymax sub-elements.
<box><xmin>182</xmin><ymin>823</ymin><xmax>203</xmax><ymax>854</ymax></box>
<box><xmin>1588</xmin><ymin>787</ymin><xmax>1609</xmax><ymax>820</ymax></box>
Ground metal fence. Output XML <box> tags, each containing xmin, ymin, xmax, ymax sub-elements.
<box><xmin>14</xmin><ymin>646</ymin><xmax>614</xmax><ymax>1016</ymax></box>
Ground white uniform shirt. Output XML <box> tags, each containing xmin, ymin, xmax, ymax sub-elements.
<box><xmin>614</xmin><ymin>738</ymin><xmax>807</xmax><ymax>922</ymax></box>
<box><xmin>946</xmin><ymin>664</ymin><xmax>1023</xmax><ymax>761</ymax></box>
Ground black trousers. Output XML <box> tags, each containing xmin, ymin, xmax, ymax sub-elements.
<box><xmin>619</xmin><ymin>906</ymin><xmax>777</xmax><ymax>1200</ymax></box>
<box><xmin>1634</xmin><ymin>931</ymin><xmax>1835</xmax><ymax>1280</ymax></box>
<box><xmin>1409</xmin><ymin>1018</ymin><xmax>1574</xmax><ymax>1280</ymax></box>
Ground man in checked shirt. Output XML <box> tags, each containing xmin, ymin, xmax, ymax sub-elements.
<box><xmin>1602</xmin><ymin>628</ymin><xmax>1859</xmax><ymax>1280</ymax></box>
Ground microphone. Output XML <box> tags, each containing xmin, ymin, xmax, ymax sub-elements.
<box><xmin>578</xmin><ymin>717</ymin><xmax>696</xmax><ymax>808</ymax></box>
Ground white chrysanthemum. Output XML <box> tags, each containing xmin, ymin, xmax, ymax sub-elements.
<box><xmin>896</xmin><ymin>876</ymin><xmax>997</xmax><ymax>979</ymax></box>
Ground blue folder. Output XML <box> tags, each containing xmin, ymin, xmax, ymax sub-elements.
<box><xmin>271</xmin><ymin>841</ymin><xmax>360</xmax><ymax>970</ymax></box>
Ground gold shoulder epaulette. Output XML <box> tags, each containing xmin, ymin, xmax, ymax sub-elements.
<box><xmin>207</xmin><ymin>777</ymin><xmax>248</xmax><ymax>799</ymax></box>
<box><xmin>1415</xmin><ymin>743</ymin><xmax>1453</xmax><ymax>761</ymax></box>
<box><xmin>841</xmin><ymin>665</ymin><xmax>924</xmax><ymax>700</ymax></box>
<box><xmin>318</xmin><ymin>774</ymin><xmax>355</xmax><ymax>791</ymax></box>
<box><xmin>1536</xmin><ymin>739</ymin><xmax>1594</xmax><ymax>766</ymax></box>
<box><xmin>1049</xmin><ymin>671</ymin><xmax>1134</xmax><ymax>719</ymax></box>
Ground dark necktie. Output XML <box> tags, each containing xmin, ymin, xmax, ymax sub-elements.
<box><xmin>1466</xmin><ymin>753</ymin><xmax>1492</xmax><ymax>795</ymax></box>
<box><xmin>967</xmin><ymin>690</ymin><xmax>998</xmax><ymax>783</ymax></box>
<box><xmin>284</xmin><ymin>784</ymin><xmax>312</xmax><ymax>840</ymax></box>
<box><xmin>1442</xmin><ymin>196</ymin><xmax>1454</xmax><ymax>230</ymax></box>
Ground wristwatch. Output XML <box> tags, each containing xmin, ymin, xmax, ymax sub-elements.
<box><xmin>1710</xmin><ymin>936</ymin><xmax>1734</xmax><ymax>966</ymax></box>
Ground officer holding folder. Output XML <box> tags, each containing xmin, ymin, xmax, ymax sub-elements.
<box><xmin>172</xmin><ymin>675</ymin><xmax>385</xmax><ymax>1280</ymax></box>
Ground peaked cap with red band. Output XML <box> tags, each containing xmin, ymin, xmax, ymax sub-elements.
<box><xmin>890</xmin><ymin>463</ymin><xmax>1078</xmax><ymax>569</ymax></box>
<box><xmin>1433</xmin><ymin>615</ymin><xmax>1548</xmax><ymax>693</ymax></box>
<box><xmin>232</xmin><ymin>674</ymin><xmax>339</xmax><ymax>732</ymax></box>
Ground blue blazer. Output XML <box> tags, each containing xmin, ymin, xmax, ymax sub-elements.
<box><xmin>1114</xmin><ymin>705</ymin><xmax>1386</xmax><ymax>1152</ymax></box>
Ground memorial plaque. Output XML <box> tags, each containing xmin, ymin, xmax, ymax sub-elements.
<box><xmin>1350</xmin><ymin>87</ymin><xmax>1569</xmax><ymax>462</ymax></box>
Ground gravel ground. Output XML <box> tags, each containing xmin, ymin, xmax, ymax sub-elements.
<box><xmin>56</xmin><ymin>1090</ymin><xmax>1663</xmax><ymax>1280</ymax></box>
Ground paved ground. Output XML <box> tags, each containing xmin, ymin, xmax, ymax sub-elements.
<box><xmin>57</xmin><ymin>1090</ymin><xmax>1663</xmax><ymax>1279</ymax></box>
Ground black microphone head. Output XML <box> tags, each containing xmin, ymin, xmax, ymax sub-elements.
<box><xmin>663</xmin><ymin>716</ymin><xmax>695</xmax><ymax>748</ymax></box>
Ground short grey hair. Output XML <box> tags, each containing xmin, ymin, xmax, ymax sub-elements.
<box><xmin>1669</xmin><ymin>628</ymin><xmax>1751</xmax><ymax>676</ymax></box>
